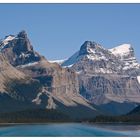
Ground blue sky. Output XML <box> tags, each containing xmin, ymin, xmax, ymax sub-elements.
<box><xmin>0</xmin><ymin>4</ymin><xmax>140</xmax><ymax>61</ymax></box>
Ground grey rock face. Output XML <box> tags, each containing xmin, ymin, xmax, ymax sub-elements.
<box><xmin>79</xmin><ymin>74</ymin><xmax>140</xmax><ymax>105</ymax></box>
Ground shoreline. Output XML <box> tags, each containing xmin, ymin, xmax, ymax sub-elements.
<box><xmin>1</xmin><ymin>121</ymin><xmax>140</xmax><ymax>126</ymax></box>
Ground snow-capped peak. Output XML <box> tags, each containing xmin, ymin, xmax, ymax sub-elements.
<box><xmin>109</xmin><ymin>44</ymin><xmax>133</xmax><ymax>57</ymax></box>
<box><xmin>0</xmin><ymin>31</ymin><xmax>43</xmax><ymax>66</ymax></box>
<box><xmin>109</xmin><ymin>44</ymin><xmax>140</xmax><ymax>71</ymax></box>
<box><xmin>1</xmin><ymin>35</ymin><xmax>15</xmax><ymax>46</ymax></box>
<box><xmin>0</xmin><ymin>31</ymin><xmax>27</xmax><ymax>50</ymax></box>
<box><xmin>62</xmin><ymin>41</ymin><xmax>111</xmax><ymax>67</ymax></box>
<box><xmin>4</xmin><ymin>35</ymin><xmax>15</xmax><ymax>41</ymax></box>
<box><xmin>0</xmin><ymin>35</ymin><xmax>15</xmax><ymax>51</ymax></box>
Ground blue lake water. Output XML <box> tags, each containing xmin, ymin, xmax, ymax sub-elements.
<box><xmin>0</xmin><ymin>123</ymin><xmax>140</xmax><ymax>137</ymax></box>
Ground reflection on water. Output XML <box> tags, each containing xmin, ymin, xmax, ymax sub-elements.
<box><xmin>92</xmin><ymin>123</ymin><xmax>140</xmax><ymax>131</ymax></box>
<box><xmin>0</xmin><ymin>123</ymin><xmax>140</xmax><ymax>137</ymax></box>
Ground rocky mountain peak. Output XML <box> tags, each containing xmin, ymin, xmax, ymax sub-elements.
<box><xmin>62</xmin><ymin>40</ymin><xmax>116</xmax><ymax>69</ymax></box>
<box><xmin>0</xmin><ymin>31</ymin><xmax>44</xmax><ymax>66</ymax></box>
<box><xmin>79</xmin><ymin>41</ymin><xmax>103</xmax><ymax>56</ymax></box>
<box><xmin>15</xmin><ymin>30</ymin><xmax>34</xmax><ymax>53</ymax></box>
<box><xmin>17</xmin><ymin>30</ymin><xmax>28</xmax><ymax>39</ymax></box>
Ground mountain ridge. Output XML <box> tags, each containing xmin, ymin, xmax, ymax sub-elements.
<box><xmin>1</xmin><ymin>31</ymin><xmax>140</xmax><ymax>119</ymax></box>
<box><xmin>0</xmin><ymin>31</ymin><xmax>101</xmax><ymax>120</ymax></box>
<box><xmin>60</xmin><ymin>40</ymin><xmax>140</xmax><ymax>114</ymax></box>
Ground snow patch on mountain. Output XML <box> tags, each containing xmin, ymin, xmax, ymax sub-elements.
<box><xmin>17</xmin><ymin>62</ymin><xmax>39</xmax><ymax>68</ymax></box>
<box><xmin>123</xmin><ymin>60</ymin><xmax>140</xmax><ymax>70</ymax></box>
<box><xmin>49</xmin><ymin>59</ymin><xmax>67</xmax><ymax>65</ymax></box>
<box><xmin>0</xmin><ymin>35</ymin><xmax>15</xmax><ymax>51</ymax></box>
<box><xmin>86</xmin><ymin>53</ymin><xmax>108</xmax><ymax>61</ymax></box>
<box><xmin>109</xmin><ymin>44</ymin><xmax>132</xmax><ymax>57</ymax></box>
<box><xmin>137</xmin><ymin>76</ymin><xmax>140</xmax><ymax>84</ymax></box>
<box><xmin>3</xmin><ymin>35</ymin><xmax>15</xmax><ymax>45</ymax></box>
<box><xmin>19</xmin><ymin>52</ymin><xmax>31</xmax><ymax>58</ymax></box>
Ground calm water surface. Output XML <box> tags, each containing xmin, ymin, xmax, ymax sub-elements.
<box><xmin>0</xmin><ymin>123</ymin><xmax>140</xmax><ymax>137</ymax></box>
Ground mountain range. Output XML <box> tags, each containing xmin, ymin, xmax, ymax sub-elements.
<box><xmin>0</xmin><ymin>30</ymin><xmax>140</xmax><ymax>121</ymax></box>
<box><xmin>52</xmin><ymin>41</ymin><xmax>140</xmax><ymax>115</ymax></box>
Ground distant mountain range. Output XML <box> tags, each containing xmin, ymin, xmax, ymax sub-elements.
<box><xmin>0</xmin><ymin>30</ymin><xmax>140</xmax><ymax>122</ymax></box>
